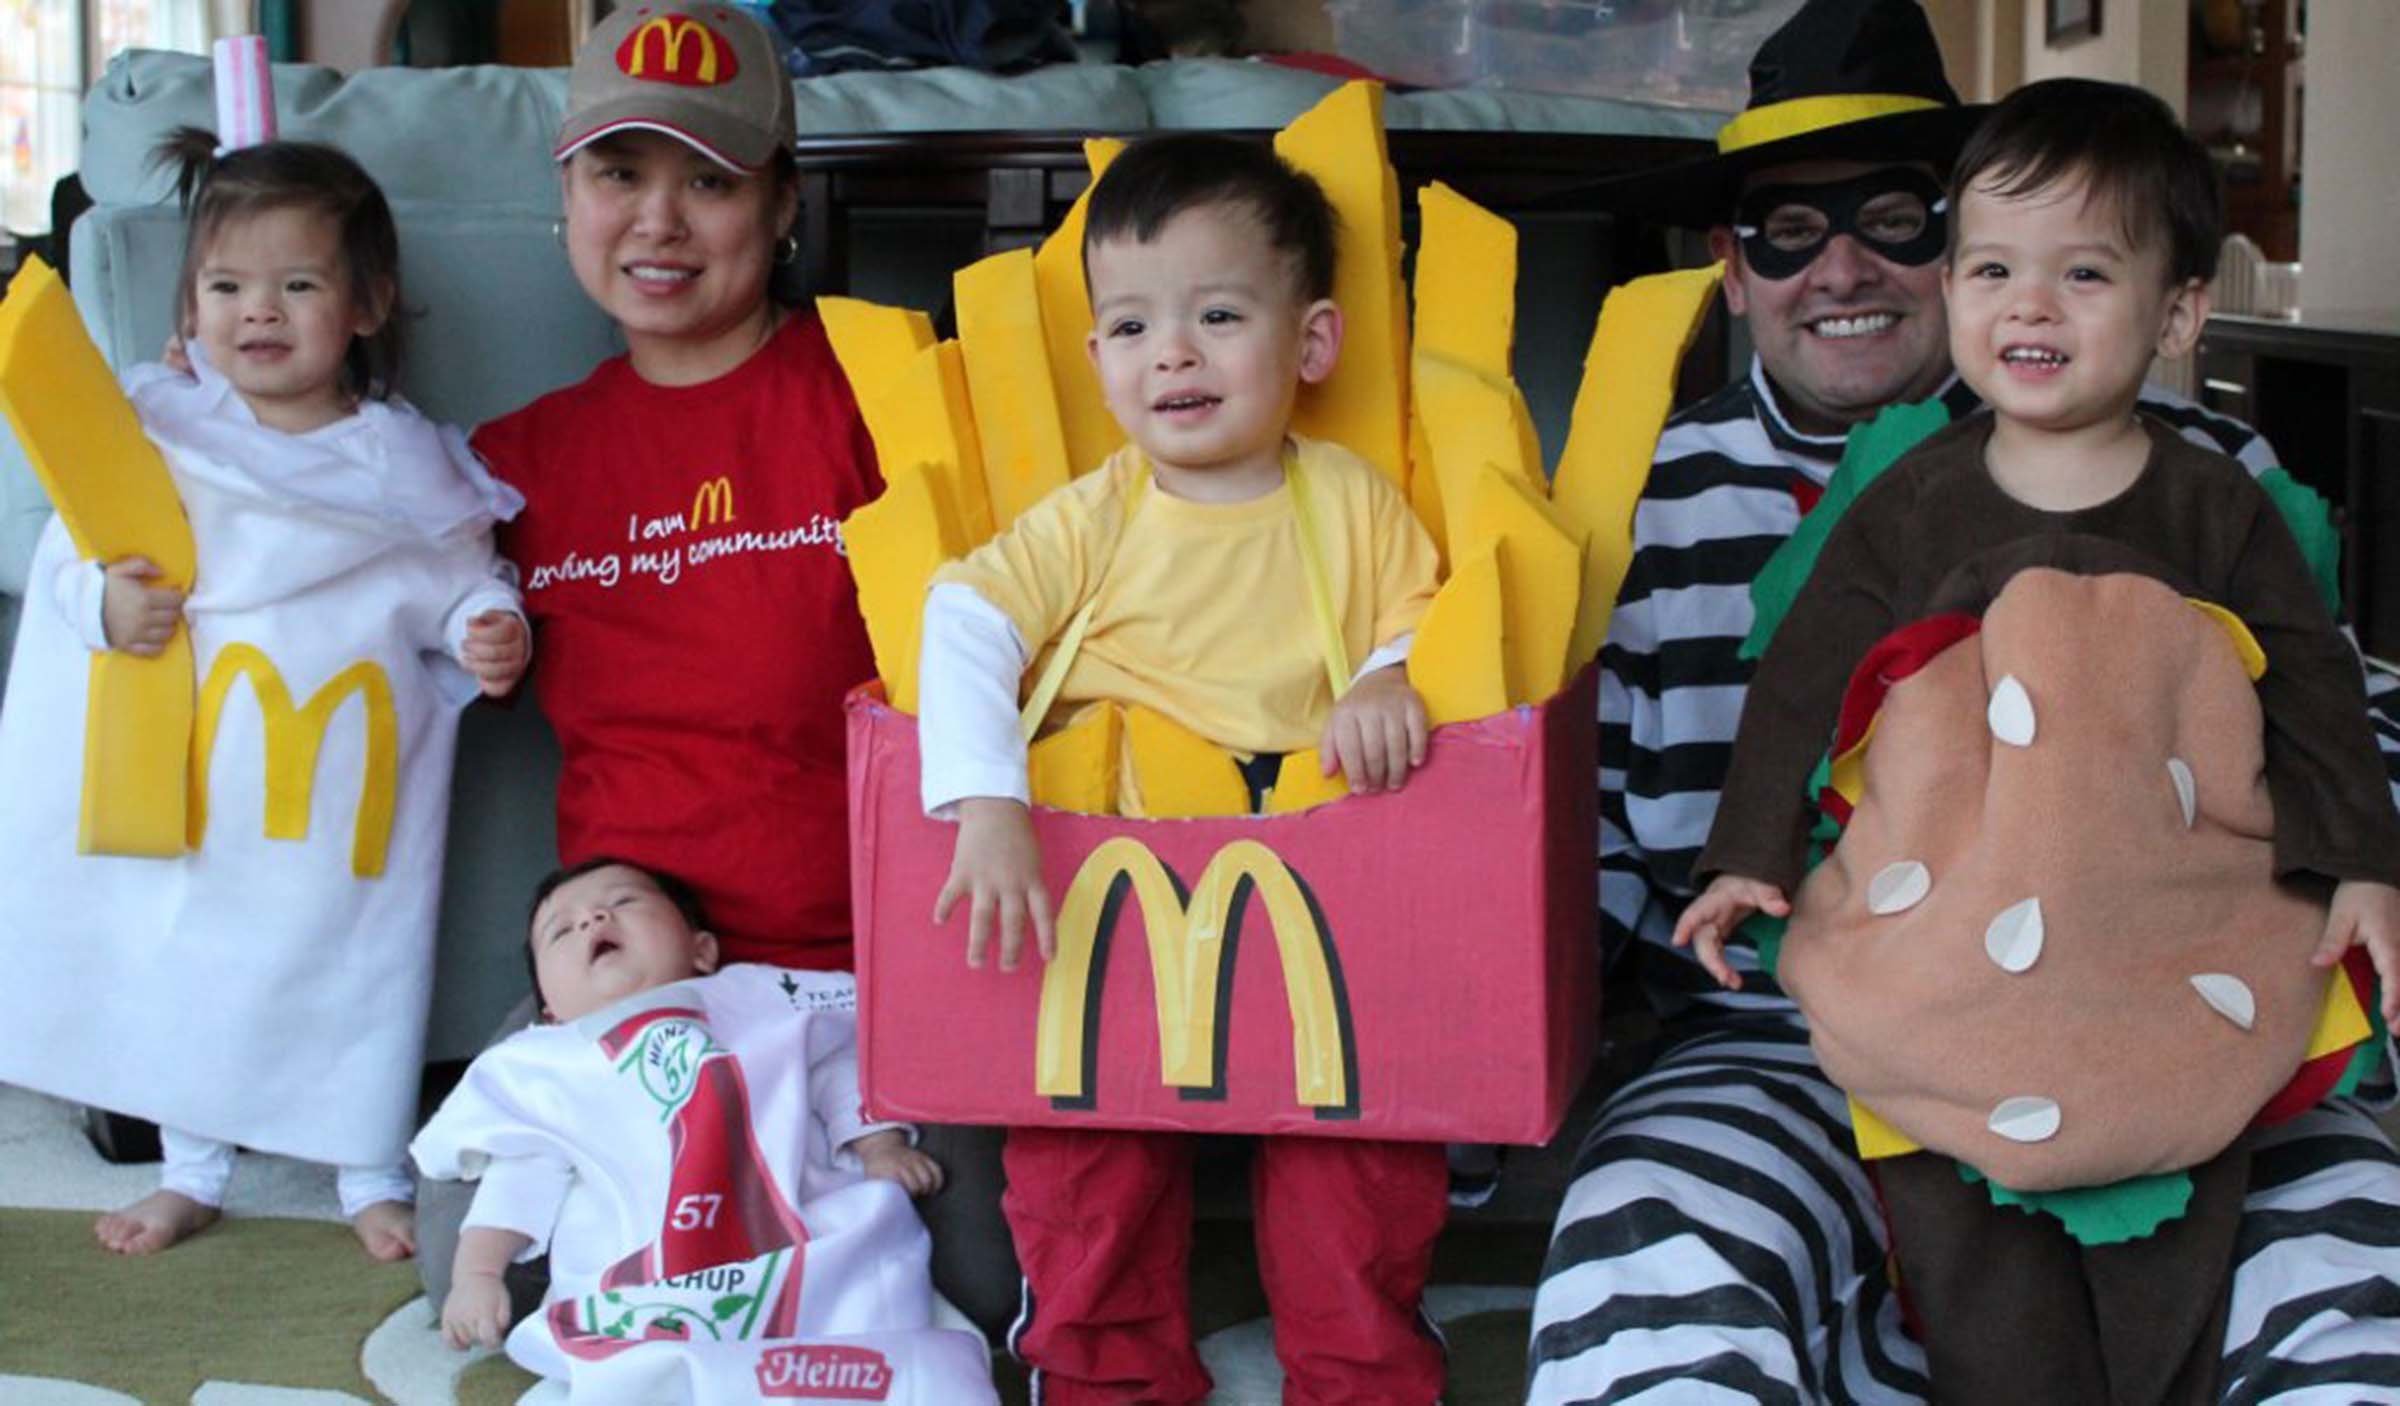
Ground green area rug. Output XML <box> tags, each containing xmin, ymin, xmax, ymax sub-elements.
<box><xmin>0</xmin><ymin>1202</ymin><xmax>1539</xmax><ymax>1404</ymax></box>
<box><xmin>0</xmin><ymin>1209</ymin><xmax>420</xmax><ymax>1401</ymax></box>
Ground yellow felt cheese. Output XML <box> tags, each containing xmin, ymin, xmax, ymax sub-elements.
<box><xmin>865</xmin><ymin>339</ymin><xmax>993</xmax><ymax>549</ymax></box>
<box><xmin>1028</xmin><ymin>701</ymin><xmax>1121</xmax><ymax>815</ymax></box>
<box><xmin>1468</xmin><ymin>464</ymin><xmax>1585</xmax><ymax>705</ymax></box>
<box><xmin>1407</xmin><ymin>540</ymin><xmax>1514</xmax><ymax>726</ymax></box>
<box><xmin>841</xmin><ymin>460</ymin><xmax>969</xmax><ymax>715</ymax></box>
<box><xmin>1034</xmin><ymin>138</ymin><xmax>1127</xmax><ymax>479</ymax></box>
<box><xmin>1264</xmin><ymin>749</ymin><xmax>1349</xmax><ymax>814</ymax></box>
<box><xmin>0</xmin><ymin>255</ymin><xmax>194</xmax><ymax>857</ymax></box>
<box><xmin>1411</xmin><ymin>353</ymin><xmax>1542</xmax><ymax>559</ymax></box>
<box><xmin>955</xmin><ymin>248</ymin><xmax>1074</xmax><ymax>532</ymax></box>
<box><xmin>1118</xmin><ymin>704</ymin><xmax>1250</xmax><ymax>818</ymax></box>
<box><xmin>1275</xmin><ymin>81</ymin><xmax>1410</xmax><ymax>493</ymax></box>
<box><xmin>1849</xmin><ymin>1096</ymin><xmax>1921</xmax><ymax>1160</ymax></box>
<box><xmin>1412</xmin><ymin>182</ymin><xmax>1516</xmax><ymax>381</ymax></box>
<box><xmin>1552</xmin><ymin>264</ymin><xmax>1726</xmax><ymax>671</ymax></box>
<box><xmin>817</xmin><ymin>296</ymin><xmax>935</xmax><ymax>404</ymax></box>
<box><xmin>2308</xmin><ymin>963</ymin><xmax>2374</xmax><ymax>1061</ymax></box>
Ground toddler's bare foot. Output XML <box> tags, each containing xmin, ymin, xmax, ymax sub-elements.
<box><xmin>93</xmin><ymin>1190</ymin><xmax>220</xmax><ymax>1255</ymax></box>
<box><xmin>351</xmin><ymin>1200</ymin><xmax>417</xmax><ymax>1261</ymax></box>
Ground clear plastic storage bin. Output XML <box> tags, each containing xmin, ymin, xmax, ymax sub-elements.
<box><xmin>1326</xmin><ymin>0</ymin><xmax>1804</xmax><ymax>111</ymax></box>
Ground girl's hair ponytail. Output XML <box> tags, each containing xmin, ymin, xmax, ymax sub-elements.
<box><xmin>150</xmin><ymin>127</ymin><xmax>407</xmax><ymax>401</ymax></box>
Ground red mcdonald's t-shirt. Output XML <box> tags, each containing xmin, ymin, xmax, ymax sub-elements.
<box><xmin>476</xmin><ymin>312</ymin><xmax>881</xmax><ymax>969</ymax></box>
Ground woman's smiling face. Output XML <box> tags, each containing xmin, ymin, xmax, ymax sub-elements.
<box><xmin>560</xmin><ymin>131</ymin><xmax>795</xmax><ymax>383</ymax></box>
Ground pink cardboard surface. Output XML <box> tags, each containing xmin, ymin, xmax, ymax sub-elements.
<box><xmin>846</xmin><ymin>669</ymin><xmax>1599</xmax><ymax>1145</ymax></box>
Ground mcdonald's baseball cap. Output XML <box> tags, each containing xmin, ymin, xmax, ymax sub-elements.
<box><xmin>554</xmin><ymin>2</ymin><xmax>797</xmax><ymax>172</ymax></box>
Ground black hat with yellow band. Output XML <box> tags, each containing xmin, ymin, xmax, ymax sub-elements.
<box><xmin>1588</xmin><ymin>0</ymin><xmax>1988</xmax><ymax>230</ymax></box>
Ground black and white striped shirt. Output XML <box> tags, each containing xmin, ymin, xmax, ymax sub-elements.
<box><xmin>1601</xmin><ymin>356</ymin><xmax>2400</xmax><ymax>1018</ymax></box>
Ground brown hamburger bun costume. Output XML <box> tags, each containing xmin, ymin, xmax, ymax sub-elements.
<box><xmin>1704</xmin><ymin>406</ymin><xmax>2399</xmax><ymax>1403</ymax></box>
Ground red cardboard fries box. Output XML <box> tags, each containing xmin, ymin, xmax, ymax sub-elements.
<box><xmin>846</xmin><ymin>668</ymin><xmax>1599</xmax><ymax>1146</ymax></box>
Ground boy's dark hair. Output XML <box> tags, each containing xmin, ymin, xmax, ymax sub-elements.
<box><xmin>1949</xmin><ymin>78</ymin><xmax>2223</xmax><ymax>285</ymax></box>
<box><xmin>1082</xmin><ymin>132</ymin><xmax>1338</xmax><ymax>302</ymax></box>
<box><xmin>153</xmin><ymin>127</ymin><xmax>408</xmax><ymax>399</ymax></box>
<box><xmin>522</xmin><ymin>856</ymin><xmax>711</xmax><ymax>1009</ymax></box>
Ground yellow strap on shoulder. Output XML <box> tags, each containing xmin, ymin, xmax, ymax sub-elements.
<box><xmin>0</xmin><ymin>256</ymin><xmax>196</xmax><ymax>857</ymax></box>
<box><xmin>1018</xmin><ymin>446</ymin><xmax>1346</xmax><ymax>741</ymax></box>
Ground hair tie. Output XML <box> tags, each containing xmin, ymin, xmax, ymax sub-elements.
<box><xmin>211</xmin><ymin>35</ymin><xmax>277</xmax><ymax>157</ymax></box>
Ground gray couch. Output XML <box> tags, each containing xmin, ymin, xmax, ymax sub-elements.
<box><xmin>0</xmin><ymin>49</ymin><xmax>1721</xmax><ymax>1060</ymax></box>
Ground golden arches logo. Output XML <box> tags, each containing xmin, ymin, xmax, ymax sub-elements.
<box><xmin>617</xmin><ymin>16</ymin><xmax>734</xmax><ymax>85</ymax></box>
<box><xmin>189</xmin><ymin>644</ymin><xmax>398</xmax><ymax>877</ymax></box>
<box><xmin>1035</xmin><ymin>837</ymin><xmax>1358</xmax><ymax>1116</ymax></box>
<box><xmin>690</xmin><ymin>475</ymin><xmax>737</xmax><ymax>528</ymax></box>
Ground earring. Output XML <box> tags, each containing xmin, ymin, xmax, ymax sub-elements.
<box><xmin>774</xmin><ymin>233</ymin><xmax>801</xmax><ymax>266</ymax></box>
<box><xmin>552</xmin><ymin>218</ymin><xmax>566</xmax><ymax>248</ymax></box>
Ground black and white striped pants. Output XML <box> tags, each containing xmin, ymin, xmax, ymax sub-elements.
<box><xmin>1528</xmin><ymin>1020</ymin><xmax>2400</xmax><ymax>1403</ymax></box>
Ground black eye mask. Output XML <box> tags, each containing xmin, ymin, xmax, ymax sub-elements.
<box><xmin>1734</xmin><ymin>169</ymin><xmax>1950</xmax><ymax>280</ymax></box>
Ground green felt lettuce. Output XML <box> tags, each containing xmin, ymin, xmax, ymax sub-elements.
<box><xmin>1743</xmin><ymin>398</ymin><xmax>1953</xmax><ymax>663</ymax></box>
<box><xmin>1959</xmin><ymin>1164</ymin><xmax>2196</xmax><ymax>1245</ymax></box>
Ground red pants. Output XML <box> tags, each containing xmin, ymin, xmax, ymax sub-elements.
<box><xmin>1002</xmin><ymin>1127</ymin><xmax>1448</xmax><ymax>1405</ymax></box>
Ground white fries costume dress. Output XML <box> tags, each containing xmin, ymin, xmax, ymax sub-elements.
<box><xmin>0</xmin><ymin>349</ymin><xmax>521</xmax><ymax>1170</ymax></box>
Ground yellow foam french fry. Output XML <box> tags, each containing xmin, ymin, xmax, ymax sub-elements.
<box><xmin>817</xmin><ymin>296</ymin><xmax>934</xmax><ymax>404</ymax></box>
<box><xmin>0</xmin><ymin>255</ymin><xmax>194</xmax><ymax>857</ymax></box>
<box><xmin>1412</xmin><ymin>182</ymin><xmax>1516</xmax><ymax>381</ymax></box>
<box><xmin>1028</xmin><ymin>701</ymin><xmax>1121</xmax><ymax>815</ymax></box>
<box><xmin>867</xmin><ymin>339</ymin><xmax>993</xmax><ymax>548</ymax></box>
<box><xmin>817</xmin><ymin>296</ymin><xmax>981</xmax><ymax>549</ymax></box>
<box><xmin>1264</xmin><ymin>749</ymin><xmax>1349</xmax><ymax>814</ymax></box>
<box><xmin>1406</xmin><ymin>402</ymin><xmax>1447</xmax><ymax>563</ymax></box>
<box><xmin>1035</xmin><ymin>138</ymin><xmax>1128</xmax><ymax>479</ymax></box>
<box><xmin>1407</xmin><ymin>540</ymin><xmax>1514</xmax><ymax>726</ymax></box>
<box><xmin>1468</xmin><ymin>465</ymin><xmax>1585</xmax><ymax>705</ymax></box>
<box><xmin>1553</xmin><ymin>265</ymin><xmax>1726</xmax><ymax>671</ymax></box>
<box><xmin>1411</xmin><ymin>353</ymin><xmax>1542</xmax><ymax>559</ymax></box>
<box><xmin>1119</xmin><ymin>704</ymin><xmax>1250</xmax><ymax>818</ymax></box>
<box><xmin>956</xmin><ymin>248</ymin><xmax>1074</xmax><ymax>532</ymax></box>
<box><xmin>1276</xmin><ymin>81</ymin><xmax>1409</xmax><ymax>493</ymax></box>
<box><xmin>842</xmin><ymin>459</ymin><xmax>970</xmax><ymax>715</ymax></box>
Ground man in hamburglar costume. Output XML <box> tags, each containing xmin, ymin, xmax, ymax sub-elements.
<box><xmin>1525</xmin><ymin>1</ymin><xmax>2400</xmax><ymax>1400</ymax></box>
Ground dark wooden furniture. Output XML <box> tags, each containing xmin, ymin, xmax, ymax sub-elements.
<box><xmin>2188</xmin><ymin>0</ymin><xmax>2302</xmax><ymax>260</ymax></box>
<box><xmin>786</xmin><ymin>127</ymin><xmax>1728</xmax><ymax>400</ymax></box>
<box><xmin>2197</xmin><ymin>308</ymin><xmax>2400</xmax><ymax>667</ymax></box>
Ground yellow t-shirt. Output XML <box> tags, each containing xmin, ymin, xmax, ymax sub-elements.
<box><xmin>934</xmin><ymin>435</ymin><xmax>1439</xmax><ymax>756</ymax></box>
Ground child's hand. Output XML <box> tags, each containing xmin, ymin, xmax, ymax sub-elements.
<box><xmin>160</xmin><ymin>333</ymin><xmax>194</xmax><ymax>377</ymax></box>
<box><xmin>1672</xmin><ymin>874</ymin><xmax>1790</xmax><ymax>992</ymax></box>
<box><xmin>460</xmin><ymin>611</ymin><xmax>530</xmax><ymax>697</ymax></box>
<box><xmin>2316</xmin><ymin>879</ymin><xmax>2400</xmax><ymax>1025</ymax></box>
<box><xmin>1320</xmin><ymin>664</ymin><xmax>1429</xmax><ymax>793</ymax></box>
<box><xmin>935</xmin><ymin>798</ymin><xmax>1053</xmax><ymax>972</ymax></box>
<box><xmin>440</xmin><ymin>1270</ymin><xmax>514</xmax><ymax>1351</ymax></box>
<box><xmin>853</xmin><ymin>1129</ymin><xmax>944</xmax><ymax>1196</ymax></box>
<box><xmin>99</xmin><ymin>557</ymin><xmax>185</xmax><ymax>656</ymax></box>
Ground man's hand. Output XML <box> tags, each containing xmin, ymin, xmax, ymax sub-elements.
<box><xmin>440</xmin><ymin>1269</ymin><xmax>514</xmax><ymax>1351</ymax></box>
<box><xmin>2316</xmin><ymin>879</ymin><xmax>2400</xmax><ymax>1025</ymax></box>
<box><xmin>460</xmin><ymin>611</ymin><xmax>530</xmax><ymax>697</ymax></box>
<box><xmin>853</xmin><ymin>1129</ymin><xmax>944</xmax><ymax>1197</ymax></box>
<box><xmin>1319</xmin><ymin>664</ymin><xmax>1429</xmax><ymax>793</ymax></box>
<box><xmin>934</xmin><ymin>797</ymin><xmax>1053</xmax><ymax>972</ymax></box>
<box><xmin>99</xmin><ymin>557</ymin><xmax>184</xmax><ymax>656</ymax></box>
<box><xmin>1672</xmin><ymin>873</ymin><xmax>1791</xmax><ymax>991</ymax></box>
